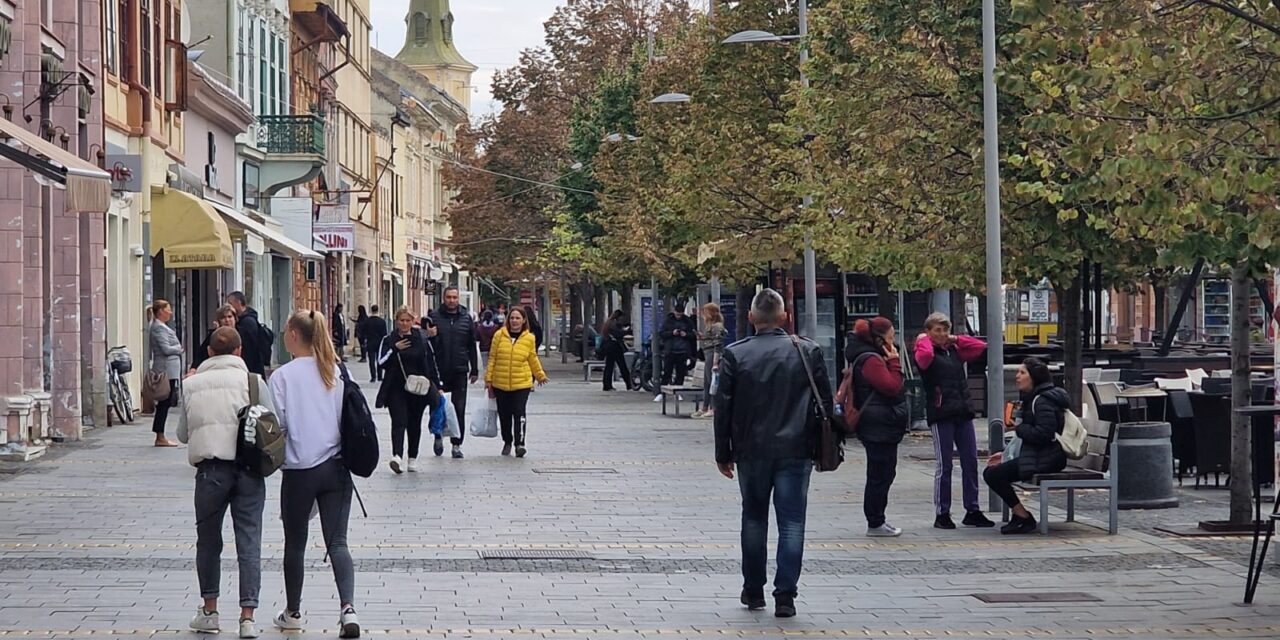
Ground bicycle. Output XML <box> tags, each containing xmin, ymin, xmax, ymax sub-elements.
<box><xmin>107</xmin><ymin>345</ymin><xmax>135</xmax><ymax>425</ymax></box>
<box><xmin>630</xmin><ymin>344</ymin><xmax>657</xmax><ymax>393</ymax></box>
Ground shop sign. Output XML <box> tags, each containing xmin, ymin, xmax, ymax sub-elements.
<box><xmin>314</xmin><ymin>224</ymin><xmax>355</xmax><ymax>252</ymax></box>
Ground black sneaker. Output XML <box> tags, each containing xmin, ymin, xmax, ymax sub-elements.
<box><xmin>774</xmin><ymin>596</ymin><xmax>796</xmax><ymax>618</ymax></box>
<box><xmin>933</xmin><ymin>513</ymin><xmax>956</xmax><ymax>530</ymax></box>
<box><xmin>963</xmin><ymin>510</ymin><xmax>996</xmax><ymax>528</ymax></box>
<box><xmin>1000</xmin><ymin>514</ymin><xmax>1038</xmax><ymax>535</ymax></box>
<box><xmin>433</xmin><ymin>435</ymin><xmax>444</xmax><ymax>457</ymax></box>
<box><xmin>740</xmin><ymin>589</ymin><xmax>765</xmax><ymax>611</ymax></box>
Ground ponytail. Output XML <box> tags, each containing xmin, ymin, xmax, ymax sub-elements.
<box><xmin>286</xmin><ymin>310</ymin><xmax>339</xmax><ymax>389</ymax></box>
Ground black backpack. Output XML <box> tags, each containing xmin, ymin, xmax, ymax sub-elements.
<box><xmin>337</xmin><ymin>364</ymin><xmax>379</xmax><ymax>477</ymax></box>
<box><xmin>257</xmin><ymin>324</ymin><xmax>275</xmax><ymax>368</ymax></box>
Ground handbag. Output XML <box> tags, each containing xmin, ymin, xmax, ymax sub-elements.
<box><xmin>790</xmin><ymin>336</ymin><xmax>842</xmax><ymax>472</ymax></box>
<box><xmin>397</xmin><ymin>352</ymin><xmax>432</xmax><ymax>396</ymax></box>
<box><xmin>143</xmin><ymin>370</ymin><xmax>171</xmax><ymax>403</ymax></box>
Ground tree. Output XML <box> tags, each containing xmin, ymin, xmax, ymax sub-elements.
<box><xmin>1007</xmin><ymin>0</ymin><xmax>1279</xmax><ymax>522</ymax></box>
<box><xmin>445</xmin><ymin>0</ymin><xmax>698</xmax><ymax>285</ymax></box>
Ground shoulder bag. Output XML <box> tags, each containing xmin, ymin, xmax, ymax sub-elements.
<box><xmin>790</xmin><ymin>336</ymin><xmax>842</xmax><ymax>472</ymax></box>
<box><xmin>398</xmin><ymin>352</ymin><xmax>433</xmax><ymax>396</ymax></box>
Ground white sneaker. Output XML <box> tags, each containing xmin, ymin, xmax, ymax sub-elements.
<box><xmin>239</xmin><ymin>618</ymin><xmax>259</xmax><ymax>639</ymax></box>
<box><xmin>338</xmin><ymin>606</ymin><xmax>360</xmax><ymax>638</ymax></box>
<box><xmin>189</xmin><ymin>607</ymin><xmax>219</xmax><ymax>634</ymax></box>
<box><xmin>273</xmin><ymin>610</ymin><xmax>304</xmax><ymax>631</ymax></box>
<box><xmin>866</xmin><ymin>523</ymin><xmax>903</xmax><ymax>538</ymax></box>
<box><xmin>407</xmin><ymin>458</ymin><xmax>418</xmax><ymax>472</ymax></box>
<box><xmin>653</xmin><ymin>393</ymin><xmax>664</xmax><ymax>402</ymax></box>
<box><xmin>389</xmin><ymin>456</ymin><xmax>403</xmax><ymax>474</ymax></box>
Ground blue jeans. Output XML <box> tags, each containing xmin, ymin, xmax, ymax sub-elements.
<box><xmin>737</xmin><ymin>458</ymin><xmax>813</xmax><ymax>599</ymax></box>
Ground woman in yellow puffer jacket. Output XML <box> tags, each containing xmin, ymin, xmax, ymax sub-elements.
<box><xmin>485</xmin><ymin>308</ymin><xmax>549</xmax><ymax>457</ymax></box>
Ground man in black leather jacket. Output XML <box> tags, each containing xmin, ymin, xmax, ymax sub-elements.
<box><xmin>713</xmin><ymin>289</ymin><xmax>833</xmax><ymax>619</ymax></box>
<box><xmin>428</xmin><ymin>286</ymin><xmax>478</xmax><ymax>459</ymax></box>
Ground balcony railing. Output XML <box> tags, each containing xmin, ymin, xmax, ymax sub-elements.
<box><xmin>258</xmin><ymin>114</ymin><xmax>325</xmax><ymax>155</ymax></box>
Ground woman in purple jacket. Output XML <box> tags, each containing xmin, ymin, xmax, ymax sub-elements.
<box><xmin>914</xmin><ymin>312</ymin><xmax>994</xmax><ymax>530</ymax></box>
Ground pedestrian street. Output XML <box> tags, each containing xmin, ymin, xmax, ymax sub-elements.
<box><xmin>2</xmin><ymin>361</ymin><xmax>1279</xmax><ymax>639</ymax></box>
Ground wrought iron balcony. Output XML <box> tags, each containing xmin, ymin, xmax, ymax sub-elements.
<box><xmin>258</xmin><ymin>114</ymin><xmax>325</xmax><ymax>155</ymax></box>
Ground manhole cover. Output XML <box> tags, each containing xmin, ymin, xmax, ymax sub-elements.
<box><xmin>531</xmin><ymin>467</ymin><xmax>618</xmax><ymax>474</ymax></box>
<box><xmin>479</xmin><ymin>549</ymin><xmax>595</xmax><ymax>560</ymax></box>
<box><xmin>972</xmin><ymin>592</ymin><xmax>1101</xmax><ymax>604</ymax></box>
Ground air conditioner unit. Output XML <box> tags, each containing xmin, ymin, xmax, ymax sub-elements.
<box><xmin>205</xmin><ymin>165</ymin><xmax>218</xmax><ymax>190</ymax></box>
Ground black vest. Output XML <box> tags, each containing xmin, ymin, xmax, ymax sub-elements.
<box><xmin>919</xmin><ymin>343</ymin><xmax>974</xmax><ymax>423</ymax></box>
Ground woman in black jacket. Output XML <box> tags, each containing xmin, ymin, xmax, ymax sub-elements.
<box><xmin>354</xmin><ymin>305</ymin><xmax>369</xmax><ymax>362</ymax></box>
<box><xmin>377</xmin><ymin>307</ymin><xmax>442</xmax><ymax>474</ymax></box>
<box><xmin>846</xmin><ymin>317</ymin><xmax>909</xmax><ymax>538</ymax></box>
<box><xmin>983</xmin><ymin>357</ymin><xmax>1069</xmax><ymax>534</ymax></box>
<box><xmin>600</xmin><ymin>310</ymin><xmax>633</xmax><ymax>391</ymax></box>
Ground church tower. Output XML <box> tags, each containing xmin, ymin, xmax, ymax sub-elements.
<box><xmin>396</xmin><ymin>0</ymin><xmax>477</xmax><ymax>113</ymax></box>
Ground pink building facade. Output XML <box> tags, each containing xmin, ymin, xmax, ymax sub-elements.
<box><xmin>0</xmin><ymin>0</ymin><xmax>111</xmax><ymax>459</ymax></box>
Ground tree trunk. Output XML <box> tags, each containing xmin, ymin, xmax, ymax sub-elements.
<box><xmin>595</xmin><ymin>285</ymin><xmax>609</xmax><ymax>322</ymax></box>
<box><xmin>875</xmin><ymin>275</ymin><xmax>896</xmax><ymax>320</ymax></box>
<box><xmin>581</xmin><ymin>279</ymin><xmax>595</xmax><ymax>361</ymax></box>
<box><xmin>1056</xmin><ymin>279</ymin><xmax>1084</xmax><ymax>414</ymax></box>
<box><xmin>1229</xmin><ymin>262</ymin><xmax>1254</xmax><ymax>524</ymax></box>
<box><xmin>1153</xmin><ymin>283</ymin><xmax>1166</xmax><ymax>338</ymax></box>
<box><xmin>621</xmin><ymin>286</ymin><xmax>634</xmax><ymax>322</ymax></box>
<box><xmin>569</xmin><ymin>285</ymin><xmax>583</xmax><ymax>335</ymax></box>
<box><xmin>737</xmin><ymin>286</ymin><xmax>753</xmax><ymax>338</ymax></box>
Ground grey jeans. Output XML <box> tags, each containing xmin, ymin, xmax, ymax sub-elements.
<box><xmin>281</xmin><ymin>457</ymin><xmax>355</xmax><ymax>611</ymax></box>
<box><xmin>194</xmin><ymin>459</ymin><xmax>266</xmax><ymax>608</ymax></box>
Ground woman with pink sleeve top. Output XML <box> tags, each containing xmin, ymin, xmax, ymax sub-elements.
<box><xmin>913</xmin><ymin>312</ymin><xmax>994</xmax><ymax>530</ymax></box>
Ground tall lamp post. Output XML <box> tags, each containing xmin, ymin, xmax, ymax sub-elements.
<box><xmin>981</xmin><ymin>0</ymin><xmax>1006</xmax><ymax>511</ymax></box>
<box><xmin>720</xmin><ymin>1</ymin><xmax>817</xmax><ymax>340</ymax></box>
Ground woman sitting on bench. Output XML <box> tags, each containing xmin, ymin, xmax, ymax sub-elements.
<box><xmin>983</xmin><ymin>357</ymin><xmax>1069</xmax><ymax>535</ymax></box>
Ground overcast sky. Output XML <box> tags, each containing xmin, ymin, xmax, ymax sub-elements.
<box><xmin>370</xmin><ymin>0</ymin><xmax>566</xmax><ymax>121</ymax></box>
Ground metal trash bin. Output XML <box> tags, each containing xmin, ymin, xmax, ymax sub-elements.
<box><xmin>1115</xmin><ymin>421</ymin><xmax>1179</xmax><ymax>510</ymax></box>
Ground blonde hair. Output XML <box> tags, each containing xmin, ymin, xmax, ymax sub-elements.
<box><xmin>702</xmin><ymin>302</ymin><xmax>723</xmax><ymax>325</ymax></box>
<box><xmin>394</xmin><ymin>306</ymin><xmax>416</xmax><ymax>322</ymax></box>
<box><xmin>286</xmin><ymin>310</ymin><xmax>339</xmax><ymax>389</ymax></box>
<box><xmin>924</xmin><ymin>312</ymin><xmax>952</xmax><ymax>331</ymax></box>
<box><xmin>146</xmin><ymin>299</ymin><xmax>171</xmax><ymax>322</ymax></box>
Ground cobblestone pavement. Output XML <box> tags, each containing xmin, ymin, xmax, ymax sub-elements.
<box><xmin>2</xmin><ymin>361</ymin><xmax>1280</xmax><ymax>639</ymax></box>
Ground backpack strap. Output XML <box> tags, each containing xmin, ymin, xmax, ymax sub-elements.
<box><xmin>247</xmin><ymin>371</ymin><xmax>259</xmax><ymax>405</ymax></box>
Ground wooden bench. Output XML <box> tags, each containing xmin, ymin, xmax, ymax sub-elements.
<box><xmin>582</xmin><ymin>360</ymin><xmax>607</xmax><ymax>382</ymax></box>
<box><xmin>1004</xmin><ymin>419</ymin><xmax>1119</xmax><ymax>535</ymax></box>
<box><xmin>660</xmin><ymin>385</ymin><xmax>705</xmax><ymax>417</ymax></box>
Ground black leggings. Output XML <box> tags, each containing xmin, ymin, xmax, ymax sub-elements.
<box><xmin>983</xmin><ymin>459</ymin><xmax>1023</xmax><ymax>508</ymax></box>
<box><xmin>388</xmin><ymin>392</ymin><xmax>430</xmax><ymax>459</ymax></box>
<box><xmin>495</xmin><ymin>388</ymin><xmax>531</xmax><ymax>446</ymax></box>
<box><xmin>152</xmin><ymin>380</ymin><xmax>179</xmax><ymax>435</ymax></box>
<box><xmin>602</xmin><ymin>342</ymin><xmax>631</xmax><ymax>390</ymax></box>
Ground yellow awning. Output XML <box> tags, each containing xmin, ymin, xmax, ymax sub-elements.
<box><xmin>150</xmin><ymin>187</ymin><xmax>234</xmax><ymax>269</ymax></box>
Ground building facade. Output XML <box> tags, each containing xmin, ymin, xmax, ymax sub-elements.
<box><xmin>0</xmin><ymin>0</ymin><xmax>113</xmax><ymax>458</ymax></box>
<box><xmin>392</xmin><ymin>0</ymin><xmax>474</xmax><ymax>312</ymax></box>
<box><xmin>372</xmin><ymin>48</ymin><xmax>466</xmax><ymax>317</ymax></box>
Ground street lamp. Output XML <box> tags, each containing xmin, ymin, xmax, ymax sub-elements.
<box><xmin>649</xmin><ymin>93</ymin><xmax>691</xmax><ymax>104</ymax></box>
<box><xmin>981</xmin><ymin>0</ymin><xmax>1006</xmax><ymax>510</ymax></box>
<box><xmin>722</xmin><ymin>0</ymin><xmax>819</xmax><ymax>342</ymax></box>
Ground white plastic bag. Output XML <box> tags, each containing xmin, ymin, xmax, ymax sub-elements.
<box><xmin>470</xmin><ymin>398</ymin><xmax>499</xmax><ymax>438</ymax></box>
<box><xmin>442</xmin><ymin>392</ymin><xmax>462</xmax><ymax>440</ymax></box>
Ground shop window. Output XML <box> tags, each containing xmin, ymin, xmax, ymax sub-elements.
<box><xmin>243</xmin><ymin>161</ymin><xmax>260</xmax><ymax>209</ymax></box>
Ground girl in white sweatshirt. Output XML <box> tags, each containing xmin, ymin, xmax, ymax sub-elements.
<box><xmin>268</xmin><ymin>310</ymin><xmax>360</xmax><ymax>638</ymax></box>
